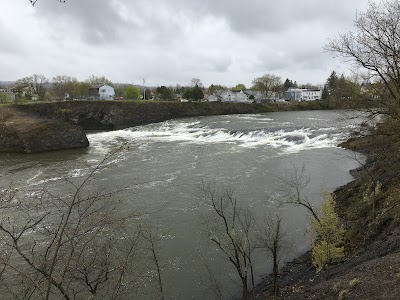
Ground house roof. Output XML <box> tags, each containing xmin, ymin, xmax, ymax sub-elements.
<box><xmin>90</xmin><ymin>84</ymin><xmax>113</xmax><ymax>89</ymax></box>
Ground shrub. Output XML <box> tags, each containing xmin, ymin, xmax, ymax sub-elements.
<box><xmin>311</xmin><ymin>193</ymin><xmax>346</xmax><ymax>272</ymax></box>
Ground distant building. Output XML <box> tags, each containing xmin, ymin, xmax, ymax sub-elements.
<box><xmin>244</xmin><ymin>90</ymin><xmax>263</xmax><ymax>103</ymax></box>
<box><xmin>243</xmin><ymin>90</ymin><xmax>281</xmax><ymax>103</ymax></box>
<box><xmin>284</xmin><ymin>88</ymin><xmax>322</xmax><ymax>101</ymax></box>
<box><xmin>233</xmin><ymin>90</ymin><xmax>250</xmax><ymax>103</ymax></box>
<box><xmin>301</xmin><ymin>89</ymin><xmax>322</xmax><ymax>101</ymax></box>
<box><xmin>216</xmin><ymin>90</ymin><xmax>251</xmax><ymax>103</ymax></box>
<box><xmin>88</xmin><ymin>84</ymin><xmax>115</xmax><ymax>100</ymax></box>
<box><xmin>284</xmin><ymin>88</ymin><xmax>303</xmax><ymax>101</ymax></box>
<box><xmin>262</xmin><ymin>91</ymin><xmax>280</xmax><ymax>103</ymax></box>
<box><xmin>207</xmin><ymin>94</ymin><xmax>219</xmax><ymax>102</ymax></box>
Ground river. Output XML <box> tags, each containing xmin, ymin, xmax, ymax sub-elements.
<box><xmin>0</xmin><ymin>110</ymin><xmax>364</xmax><ymax>299</ymax></box>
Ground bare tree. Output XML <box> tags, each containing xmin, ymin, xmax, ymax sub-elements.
<box><xmin>0</xmin><ymin>148</ymin><xmax>151</xmax><ymax>300</ymax></box>
<box><xmin>85</xmin><ymin>75</ymin><xmax>114</xmax><ymax>87</ymax></box>
<box><xmin>252</xmin><ymin>74</ymin><xmax>282</xmax><ymax>101</ymax></box>
<box><xmin>257</xmin><ymin>214</ymin><xmax>286</xmax><ymax>296</ymax></box>
<box><xmin>190</xmin><ymin>78</ymin><xmax>203</xmax><ymax>88</ymax></box>
<box><xmin>200</xmin><ymin>254</ymin><xmax>226</xmax><ymax>300</ymax></box>
<box><xmin>279</xmin><ymin>167</ymin><xmax>345</xmax><ymax>272</ymax></box>
<box><xmin>34</xmin><ymin>74</ymin><xmax>49</xmax><ymax>101</ymax></box>
<box><xmin>325</xmin><ymin>0</ymin><xmax>400</xmax><ymax>113</ymax></box>
<box><xmin>139</xmin><ymin>223</ymin><xmax>166</xmax><ymax>300</ymax></box>
<box><xmin>52</xmin><ymin>75</ymin><xmax>78</xmax><ymax>100</ymax></box>
<box><xmin>15</xmin><ymin>74</ymin><xmax>49</xmax><ymax>101</ymax></box>
<box><xmin>279</xmin><ymin>165</ymin><xmax>320</xmax><ymax>224</ymax></box>
<box><xmin>200</xmin><ymin>183</ymin><xmax>256</xmax><ymax>300</ymax></box>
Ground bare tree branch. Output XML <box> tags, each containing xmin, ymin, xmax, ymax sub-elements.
<box><xmin>0</xmin><ymin>147</ymin><xmax>159</xmax><ymax>299</ymax></box>
<box><xmin>30</xmin><ymin>0</ymin><xmax>66</xmax><ymax>6</ymax></box>
<box><xmin>200</xmin><ymin>182</ymin><xmax>256</xmax><ymax>300</ymax></box>
<box><xmin>279</xmin><ymin>164</ymin><xmax>321</xmax><ymax>224</ymax></box>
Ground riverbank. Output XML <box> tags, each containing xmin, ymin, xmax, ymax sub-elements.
<box><xmin>255</xmin><ymin>227</ymin><xmax>400</xmax><ymax>299</ymax></box>
<box><xmin>12</xmin><ymin>100</ymin><xmax>328</xmax><ymax>130</ymax></box>
<box><xmin>0</xmin><ymin>100</ymin><xmax>328</xmax><ymax>152</ymax></box>
<box><xmin>254</xmin><ymin>121</ymin><xmax>400</xmax><ymax>299</ymax></box>
<box><xmin>0</xmin><ymin>106</ymin><xmax>88</xmax><ymax>153</ymax></box>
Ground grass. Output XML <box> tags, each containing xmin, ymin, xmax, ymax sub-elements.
<box><xmin>349</xmin><ymin>278</ymin><xmax>361</xmax><ymax>288</ymax></box>
<box><xmin>338</xmin><ymin>289</ymin><xmax>349</xmax><ymax>300</ymax></box>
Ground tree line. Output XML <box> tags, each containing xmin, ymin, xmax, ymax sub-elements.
<box><xmin>3</xmin><ymin>70</ymin><xmax>380</xmax><ymax>106</ymax></box>
<box><xmin>1</xmin><ymin>73</ymin><xmax>335</xmax><ymax>104</ymax></box>
<box><xmin>6</xmin><ymin>74</ymin><xmax>141</xmax><ymax>102</ymax></box>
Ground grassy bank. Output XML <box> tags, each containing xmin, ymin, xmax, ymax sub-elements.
<box><xmin>336</xmin><ymin>118</ymin><xmax>400</xmax><ymax>253</ymax></box>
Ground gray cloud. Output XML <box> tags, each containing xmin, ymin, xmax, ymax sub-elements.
<box><xmin>33</xmin><ymin>0</ymin><xmax>368</xmax><ymax>45</ymax></box>
<box><xmin>34</xmin><ymin>0</ymin><xmax>137</xmax><ymax>45</ymax></box>
<box><xmin>0</xmin><ymin>0</ymin><xmax>375</xmax><ymax>86</ymax></box>
<box><xmin>0</xmin><ymin>21</ymin><xmax>26</xmax><ymax>56</ymax></box>
<box><xmin>158</xmin><ymin>0</ymin><xmax>369</xmax><ymax>34</ymax></box>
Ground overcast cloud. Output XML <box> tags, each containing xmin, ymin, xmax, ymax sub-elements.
<box><xmin>0</xmin><ymin>0</ymin><xmax>373</xmax><ymax>87</ymax></box>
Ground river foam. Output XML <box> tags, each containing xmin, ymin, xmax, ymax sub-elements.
<box><xmin>87</xmin><ymin>117</ymin><xmax>349</xmax><ymax>154</ymax></box>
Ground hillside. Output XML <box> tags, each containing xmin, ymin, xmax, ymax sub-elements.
<box><xmin>255</xmin><ymin>116</ymin><xmax>400</xmax><ymax>299</ymax></box>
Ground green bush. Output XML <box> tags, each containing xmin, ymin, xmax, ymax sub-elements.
<box><xmin>55</xmin><ymin>108</ymin><xmax>72</xmax><ymax>119</ymax></box>
<box><xmin>311</xmin><ymin>193</ymin><xmax>346</xmax><ymax>272</ymax></box>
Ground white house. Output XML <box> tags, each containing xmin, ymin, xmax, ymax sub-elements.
<box><xmin>300</xmin><ymin>89</ymin><xmax>322</xmax><ymax>101</ymax></box>
<box><xmin>218</xmin><ymin>90</ymin><xmax>235</xmax><ymax>102</ymax></box>
<box><xmin>217</xmin><ymin>90</ymin><xmax>251</xmax><ymax>103</ymax></box>
<box><xmin>244</xmin><ymin>90</ymin><xmax>263</xmax><ymax>103</ymax></box>
<box><xmin>284</xmin><ymin>88</ymin><xmax>322</xmax><ymax>101</ymax></box>
<box><xmin>234</xmin><ymin>90</ymin><xmax>250</xmax><ymax>102</ymax></box>
<box><xmin>207</xmin><ymin>94</ymin><xmax>219</xmax><ymax>102</ymax></box>
<box><xmin>243</xmin><ymin>90</ymin><xmax>281</xmax><ymax>103</ymax></box>
<box><xmin>88</xmin><ymin>84</ymin><xmax>115</xmax><ymax>100</ymax></box>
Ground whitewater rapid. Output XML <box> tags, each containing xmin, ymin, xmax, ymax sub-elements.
<box><xmin>87</xmin><ymin>113</ymin><xmax>357</xmax><ymax>155</ymax></box>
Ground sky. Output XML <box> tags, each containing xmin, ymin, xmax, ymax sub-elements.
<box><xmin>0</xmin><ymin>0</ymin><xmax>374</xmax><ymax>88</ymax></box>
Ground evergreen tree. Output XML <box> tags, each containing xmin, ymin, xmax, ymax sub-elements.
<box><xmin>183</xmin><ymin>84</ymin><xmax>204</xmax><ymax>101</ymax></box>
<box><xmin>283</xmin><ymin>78</ymin><xmax>294</xmax><ymax>91</ymax></box>
<box><xmin>208</xmin><ymin>84</ymin><xmax>226</xmax><ymax>93</ymax></box>
<box><xmin>326</xmin><ymin>71</ymin><xmax>338</xmax><ymax>93</ymax></box>
<box><xmin>156</xmin><ymin>86</ymin><xmax>175</xmax><ymax>100</ymax></box>
<box><xmin>191</xmin><ymin>84</ymin><xmax>204</xmax><ymax>101</ymax></box>
<box><xmin>321</xmin><ymin>84</ymin><xmax>330</xmax><ymax>101</ymax></box>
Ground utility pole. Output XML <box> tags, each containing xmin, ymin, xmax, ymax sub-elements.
<box><xmin>143</xmin><ymin>78</ymin><xmax>146</xmax><ymax>100</ymax></box>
